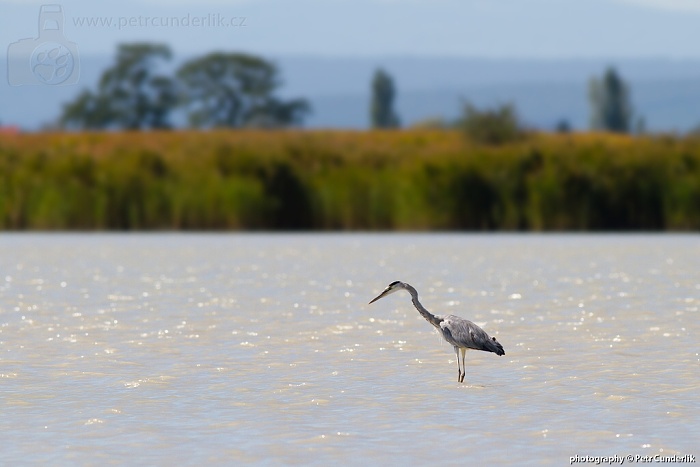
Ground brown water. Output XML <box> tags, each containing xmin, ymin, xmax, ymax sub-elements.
<box><xmin>1</xmin><ymin>234</ymin><xmax>698</xmax><ymax>465</ymax></box>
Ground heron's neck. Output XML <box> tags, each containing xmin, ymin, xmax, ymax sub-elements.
<box><xmin>405</xmin><ymin>284</ymin><xmax>441</xmax><ymax>328</ymax></box>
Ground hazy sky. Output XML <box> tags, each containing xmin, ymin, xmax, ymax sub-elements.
<box><xmin>2</xmin><ymin>0</ymin><xmax>700</xmax><ymax>59</ymax></box>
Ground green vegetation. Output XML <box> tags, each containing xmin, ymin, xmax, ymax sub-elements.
<box><xmin>458</xmin><ymin>102</ymin><xmax>526</xmax><ymax>145</ymax></box>
<box><xmin>1</xmin><ymin>130</ymin><xmax>699</xmax><ymax>230</ymax></box>
<box><xmin>177</xmin><ymin>52</ymin><xmax>310</xmax><ymax>128</ymax></box>
<box><xmin>60</xmin><ymin>44</ymin><xmax>177</xmax><ymax>130</ymax></box>
<box><xmin>59</xmin><ymin>43</ymin><xmax>310</xmax><ymax>131</ymax></box>
<box><xmin>370</xmin><ymin>68</ymin><xmax>400</xmax><ymax>129</ymax></box>
<box><xmin>589</xmin><ymin>67</ymin><xmax>634</xmax><ymax>133</ymax></box>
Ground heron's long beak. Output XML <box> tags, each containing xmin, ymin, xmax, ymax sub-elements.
<box><xmin>368</xmin><ymin>288</ymin><xmax>390</xmax><ymax>304</ymax></box>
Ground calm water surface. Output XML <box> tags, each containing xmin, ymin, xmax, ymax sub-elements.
<box><xmin>0</xmin><ymin>234</ymin><xmax>698</xmax><ymax>465</ymax></box>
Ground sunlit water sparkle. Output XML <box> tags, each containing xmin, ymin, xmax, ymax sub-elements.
<box><xmin>0</xmin><ymin>234</ymin><xmax>698</xmax><ymax>465</ymax></box>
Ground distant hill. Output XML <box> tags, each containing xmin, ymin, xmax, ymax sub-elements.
<box><xmin>2</xmin><ymin>55</ymin><xmax>700</xmax><ymax>132</ymax></box>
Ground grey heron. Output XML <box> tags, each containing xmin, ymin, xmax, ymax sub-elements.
<box><xmin>369</xmin><ymin>281</ymin><xmax>505</xmax><ymax>383</ymax></box>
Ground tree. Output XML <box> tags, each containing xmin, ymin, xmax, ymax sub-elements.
<box><xmin>459</xmin><ymin>101</ymin><xmax>524</xmax><ymax>145</ymax></box>
<box><xmin>555</xmin><ymin>118</ymin><xmax>572</xmax><ymax>133</ymax></box>
<box><xmin>60</xmin><ymin>89</ymin><xmax>113</xmax><ymax>129</ymax></box>
<box><xmin>176</xmin><ymin>52</ymin><xmax>310</xmax><ymax>128</ymax></box>
<box><xmin>60</xmin><ymin>43</ymin><xmax>177</xmax><ymax>130</ymax></box>
<box><xmin>370</xmin><ymin>68</ymin><xmax>400</xmax><ymax>129</ymax></box>
<box><xmin>589</xmin><ymin>67</ymin><xmax>633</xmax><ymax>133</ymax></box>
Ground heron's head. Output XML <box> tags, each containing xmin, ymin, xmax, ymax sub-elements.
<box><xmin>368</xmin><ymin>281</ymin><xmax>406</xmax><ymax>304</ymax></box>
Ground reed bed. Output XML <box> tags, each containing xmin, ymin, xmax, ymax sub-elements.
<box><xmin>1</xmin><ymin>130</ymin><xmax>698</xmax><ymax>230</ymax></box>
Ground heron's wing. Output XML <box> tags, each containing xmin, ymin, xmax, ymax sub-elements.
<box><xmin>440</xmin><ymin>315</ymin><xmax>504</xmax><ymax>355</ymax></box>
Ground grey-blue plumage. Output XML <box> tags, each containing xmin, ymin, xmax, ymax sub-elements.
<box><xmin>369</xmin><ymin>281</ymin><xmax>504</xmax><ymax>383</ymax></box>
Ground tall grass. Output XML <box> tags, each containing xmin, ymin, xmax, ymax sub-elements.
<box><xmin>1</xmin><ymin>130</ymin><xmax>699</xmax><ymax>230</ymax></box>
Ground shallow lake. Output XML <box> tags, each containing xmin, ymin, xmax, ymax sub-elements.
<box><xmin>1</xmin><ymin>234</ymin><xmax>698</xmax><ymax>465</ymax></box>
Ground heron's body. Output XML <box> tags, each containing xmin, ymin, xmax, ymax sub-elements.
<box><xmin>369</xmin><ymin>281</ymin><xmax>504</xmax><ymax>383</ymax></box>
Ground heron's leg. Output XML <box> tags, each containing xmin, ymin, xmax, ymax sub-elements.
<box><xmin>454</xmin><ymin>346</ymin><xmax>462</xmax><ymax>382</ymax></box>
<box><xmin>459</xmin><ymin>348</ymin><xmax>467</xmax><ymax>383</ymax></box>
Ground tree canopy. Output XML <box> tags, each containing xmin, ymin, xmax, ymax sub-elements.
<box><xmin>61</xmin><ymin>43</ymin><xmax>177</xmax><ymax>130</ymax></box>
<box><xmin>589</xmin><ymin>67</ymin><xmax>633</xmax><ymax>133</ymax></box>
<box><xmin>459</xmin><ymin>102</ymin><xmax>525</xmax><ymax>145</ymax></box>
<box><xmin>176</xmin><ymin>52</ymin><xmax>309</xmax><ymax>128</ymax></box>
<box><xmin>60</xmin><ymin>44</ymin><xmax>310</xmax><ymax>130</ymax></box>
<box><xmin>370</xmin><ymin>68</ymin><xmax>400</xmax><ymax>129</ymax></box>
